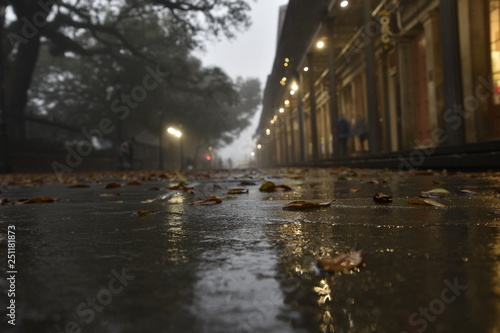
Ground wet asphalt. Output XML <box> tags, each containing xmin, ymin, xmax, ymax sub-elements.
<box><xmin>0</xmin><ymin>168</ymin><xmax>499</xmax><ymax>333</ymax></box>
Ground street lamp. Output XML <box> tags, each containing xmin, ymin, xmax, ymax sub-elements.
<box><xmin>167</xmin><ymin>127</ymin><xmax>183</xmax><ymax>169</ymax></box>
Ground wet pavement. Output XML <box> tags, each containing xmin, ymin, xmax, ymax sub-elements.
<box><xmin>1</xmin><ymin>168</ymin><xmax>500</xmax><ymax>333</ymax></box>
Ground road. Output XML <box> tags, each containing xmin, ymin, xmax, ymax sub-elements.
<box><xmin>0</xmin><ymin>168</ymin><xmax>499</xmax><ymax>333</ymax></box>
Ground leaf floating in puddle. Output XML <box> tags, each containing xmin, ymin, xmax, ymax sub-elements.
<box><xmin>283</xmin><ymin>200</ymin><xmax>334</xmax><ymax>211</ymax></box>
<box><xmin>194</xmin><ymin>196</ymin><xmax>222</xmax><ymax>205</ymax></box>
<box><xmin>105</xmin><ymin>182</ymin><xmax>122</xmax><ymax>189</ymax></box>
<box><xmin>408</xmin><ymin>198</ymin><xmax>447</xmax><ymax>208</ymax></box>
<box><xmin>67</xmin><ymin>184</ymin><xmax>90</xmax><ymax>188</ymax></box>
<box><xmin>373</xmin><ymin>192</ymin><xmax>393</xmax><ymax>204</ymax></box>
<box><xmin>456</xmin><ymin>189</ymin><xmax>478</xmax><ymax>196</ymax></box>
<box><xmin>16</xmin><ymin>196</ymin><xmax>61</xmax><ymax>204</ymax></box>
<box><xmin>227</xmin><ymin>188</ymin><xmax>249</xmax><ymax>194</ymax></box>
<box><xmin>317</xmin><ymin>250</ymin><xmax>363</xmax><ymax>273</ymax></box>
<box><xmin>259</xmin><ymin>181</ymin><xmax>292</xmax><ymax>192</ymax></box>
<box><xmin>136</xmin><ymin>210</ymin><xmax>158</xmax><ymax>216</ymax></box>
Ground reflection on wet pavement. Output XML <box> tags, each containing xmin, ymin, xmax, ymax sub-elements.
<box><xmin>0</xmin><ymin>169</ymin><xmax>499</xmax><ymax>332</ymax></box>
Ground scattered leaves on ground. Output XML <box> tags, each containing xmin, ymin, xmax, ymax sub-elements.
<box><xmin>136</xmin><ymin>210</ymin><xmax>158</xmax><ymax>216</ymax></box>
<box><xmin>194</xmin><ymin>196</ymin><xmax>222</xmax><ymax>205</ymax></box>
<box><xmin>227</xmin><ymin>188</ymin><xmax>249</xmax><ymax>194</ymax></box>
<box><xmin>317</xmin><ymin>250</ymin><xmax>363</xmax><ymax>273</ymax></box>
<box><xmin>373</xmin><ymin>193</ymin><xmax>393</xmax><ymax>204</ymax></box>
<box><xmin>283</xmin><ymin>200</ymin><xmax>334</xmax><ymax>211</ymax></box>
<box><xmin>259</xmin><ymin>181</ymin><xmax>292</xmax><ymax>192</ymax></box>
<box><xmin>456</xmin><ymin>189</ymin><xmax>478</xmax><ymax>196</ymax></box>
<box><xmin>105</xmin><ymin>182</ymin><xmax>122</xmax><ymax>189</ymax></box>
<box><xmin>408</xmin><ymin>198</ymin><xmax>447</xmax><ymax>208</ymax></box>
<box><xmin>16</xmin><ymin>197</ymin><xmax>61</xmax><ymax>204</ymax></box>
<box><xmin>421</xmin><ymin>188</ymin><xmax>450</xmax><ymax>196</ymax></box>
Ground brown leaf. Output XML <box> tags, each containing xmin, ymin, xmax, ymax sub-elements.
<box><xmin>67</xmin><ymin>184</ymin><xmax>90</xmax><ymax>188</ymax></box>
<box><xmin>408</xmin><ymin>199</ymin><xmax>447</xmax><ymax>208</ymax></box>
<box><xmin>350</xmin><ymin>188</ymin><xmax>361</xmax><ymax>193</ymax></box>
<box><xmin>136</xmin><ymin>210</ymin><xmax>158</xmax><ymax>216</ymax></box>
<box><xmin>432</xmin><ymin>179</ymin><xmax>446</xmax><ymax>185</ymax></box>
<box><xmin>373</xmin><ymin>192</ymin><xmax>393</xmax><ymax>204</ymax></box>
<box><xmin>148</xmin><ymin>187</ymin><xmax>162</xmax><ymax>191</ymax></box>
<box><xmin>259</xmin><ymin>181</ymin><xmax>293</xmax><ymax>192</ymax></box>
<box><xmin>456</xmin><ymin>189</ymin><xmax>478</xmax><ymax>196</ymax></box>
<box><xmin>228</xmin><ymin>188</ymin><xmax>249</xmax><ymax>194</ymax></box>
<box><xmin>126</xmin><ymin>180</ymin><xmax>142</xmax><ymax>186</ymax></box>
<box><xmin>317</xmin><ymin>250</ymin><xmax>363</xmax><ymax>273</ymax></box>
<box><xmin>16</xmin><ymin>197</ymin><xmax>61</xmax><ymax>204</ymax></box>
<box><xmin>283</xmin><ymin>200</ymin><xmax>334</xmax><ymax>211</ymax></box>
<box><xmin>169</xmin><ymin>182</ymin><xmax>194</xmax><ymax>192</ymax></box>
<box><xmin>495</xmin><ymin>189</ymin><xmax>500</xmax><ymax>198</ymax></box>
<box><xmin>362</xmin><ymin>179</ymin><xmax>379</xmax><ymax>184</ymax></box>
<box><xmin>105</xmin><ymin>183</ymin><xmax>122</xmax><ymax>189</ymax></box>
<box><xmin>194</xmin><ymin>196</ymin><xmax>222</xmax><ymax>205</ymax></box>
<box><xmin>0</xmin><ymin>198</ymin><xmax>10</xmax><ymax>204</ymax></box>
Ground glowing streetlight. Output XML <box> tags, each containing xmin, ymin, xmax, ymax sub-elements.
<box><xmin>340</xmin><ymin>1</ymin><xmax>349</xmax><ymax>8</ymax></box>
<box><xmin>303</xmin><ymin>66</ymin><xmax>309</xmax><ymax>72</ymax></box>
<box><xmin>266</xmin><ymin>129</ymin><xmax>271</xmax><ymax>136</ymax></box>
<box><xmin>291</xmin><ymin>83</ymin><xmax>299</xmax><ymax>91</ymax></box>
<box><xmin>284</xmin><ymin>100</ymin><xmax>290</xmax><ymax>106</ymax></box>
<box><xmin>167</xmin><ymin>127</ymin><xmax>182</xmax><ymax>138</ymax></box>
<box><xmin>257</xmin><ymin>144</ymin><xmax>262</xmax><ymax>150</ymax></box>
<box><xmin>279</xmin><ymin>108</ymin><xmax>285</xmax><ymax>113</ymax></box>
<box><xmin>316</xmin><ymin>41</ymin><xmax>325</xmax><ymax>49</ymax></box>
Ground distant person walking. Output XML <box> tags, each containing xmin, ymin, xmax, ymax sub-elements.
<box><xmin>352</xmin><ymin>114</ymin><xmax>368</xmax><ymax>153</ymax></box>
<box><xmin>338</xmin><ymin>115</ymin><xmax>351</xmax><ymax>157</ymax></box>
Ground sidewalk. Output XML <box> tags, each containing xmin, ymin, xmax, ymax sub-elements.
<box><xmin>0</xmin><ymin>167</ymin><xmax>499</xmax><ymax>332</ymax></box>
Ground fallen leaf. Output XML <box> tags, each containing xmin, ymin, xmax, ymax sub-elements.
<box><xmin>373</xmin><ymin>192</ymin><xmax>393</xmax><ymax>204</ymax></box>
<box><xmin>67</xmin><ymin>184</ymin><xmax>90</xmax><ymax>188</ymax></box>
<box><xmin>0</xmin><ymin>198</ymin><xmax>10</xmax><ymax>204</ymax></box>
<box><xmin>283</xmin><ymin>200</ymin><xmax>334</xmax><ymax>211</ymax></box>
<box><xmin>194</xmin><ymin>196</ymin><xmax>222</xmax><ymax>205</ymax></box>
<box><xmin>495</xmin><ymin>189</ymin><xmax>500</xmax><ymax>198</ymax></box>
<box><xmin>16</xmin><ymin>197</ymin><xmax>61</xmax><ymax>204</ymax></box>
<box><xmin>126</xmin><ymin>180</ymin><xmax>141</xmax><ymax>186</ymax></box>
<box><xmin>99</xmin><ymin>192</ymin><xmax>121</xmax><ymax>197</ymax></box>
<box><xmin>362</xmin><ymin>179</ymin><xmax>379</xmax><ymax>184</ymax></box>
<box><xmin>105</xmin><ymin>183</ymin><xmax>122</xmax><ymax>189</ymax></box>
<box><xmin>259</xmin><ymin>181</ymin><xmax>292</xmax><ymax>192</ymax></box>
<box><xmin>456</xmin><ymin>189</ymin><xmax>478</xmax><ymax>196</ymax></box>
<box><xmin>432</xmin><ymin>180</ymin><xmax>446</xmax><ymax>185</ymax></box>
<box><xmin>169</xmin><ymin>182</ymin><xmax>194</xmax><ymax>192</ymax></box>
<box><xmin>317</xmin><ymin>250</ymin><xmax>363</xmax><ymax>273</ymax></box>
<box><xmin>422</xmin><ymin>188</ymin><xmax>450</xmax><ymax>195</ymax></box>
<box><xmin>350</xmin><ymin>188</ymin><xmax>361</xmax><ymax>193</ymax></box>
<box><xmin>136</xmin><ymin>210</ymin><xmax>158</xmax><ymax>216</ymax></box>
<box><xmin>408</xmin><ymin>199</ymin><xmax>447</xmax><ymax>208</ymax></box>
<box><xmin>228</xmin><ymin>188</ymin><xmax>249</xmax><ymax>194</ymax></box>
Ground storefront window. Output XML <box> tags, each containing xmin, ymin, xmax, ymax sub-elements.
<box><xmin>490</xmin><ymin>0</ymin><xmax>500</xmax><ymax>104</ymax></box>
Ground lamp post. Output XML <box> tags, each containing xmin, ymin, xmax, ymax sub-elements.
<box><xmin>167</xmin><ymin>127</ymin><xmax>183</xmax><ymax>170</ymax></box>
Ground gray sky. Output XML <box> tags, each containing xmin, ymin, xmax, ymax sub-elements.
<box><xmin>196</xmin><ymin>0</ymin><xmax>288</xmax><ymax>165</ymax></box>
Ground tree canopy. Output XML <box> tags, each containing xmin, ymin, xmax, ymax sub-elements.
<box><xmin>1</xmin><ymin>0</ymin><xmax>260</xmax><ymax>158</ymax></box>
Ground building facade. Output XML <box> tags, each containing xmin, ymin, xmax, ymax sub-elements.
<box><xmin>255</xmin><ymin>0</ymin><xmax>500</xmax><ymax>167</ymax></box>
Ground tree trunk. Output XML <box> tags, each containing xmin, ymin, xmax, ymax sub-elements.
<box><xmin>4</xmin><ymin>1</ymin><xmax>54</xmax><ymax>148</ymax></box>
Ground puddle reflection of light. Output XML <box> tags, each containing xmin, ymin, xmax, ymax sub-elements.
<box><xmin>314</xmin><ymin>279</ymin><xmax>332</xmax><ymax>305</ymax></box>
